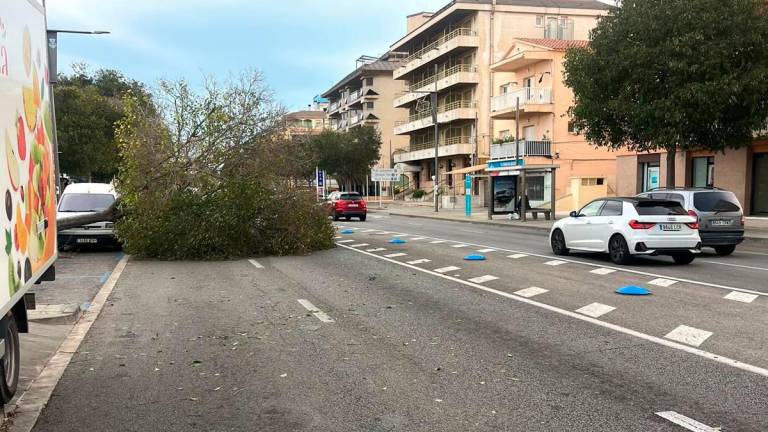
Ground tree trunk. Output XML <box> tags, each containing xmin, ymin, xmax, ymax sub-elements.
<box><xmin>666</xmin><ymin>149</ymin><xmax>676</xmax><ymax>188</ymax></box>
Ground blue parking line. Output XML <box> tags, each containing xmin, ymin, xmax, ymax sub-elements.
<box><xmin>99</xmin><ymin>272</ymin><xmax>111</xmax><ymax>284</ymax></box>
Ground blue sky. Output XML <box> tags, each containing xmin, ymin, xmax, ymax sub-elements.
<box><xmin>46</xmin><ymin>0</ymin><xmax>450</xmax><ymax>111</ymax></box>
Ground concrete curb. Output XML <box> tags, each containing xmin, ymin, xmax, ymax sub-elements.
<box><xmin>375</xmin><ymin>209</ymin><xmax>768</xmax><ymax>244</ymax></box>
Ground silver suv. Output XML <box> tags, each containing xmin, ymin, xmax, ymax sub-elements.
<box><xmin>637</xmin><ymin>188</ymin><xmax>744</xmax><ymax>255</ymax></box>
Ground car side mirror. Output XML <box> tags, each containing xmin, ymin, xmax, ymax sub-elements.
<box><xmin>569</xmin><ymin>211</ymin><xmax>579</xmax><ymax>218</ymax></box>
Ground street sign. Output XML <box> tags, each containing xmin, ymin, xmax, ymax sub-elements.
<box><xmin>317</xmin><ymin>170</ymin><xmax>325</xmax><ymax>187</ymax></box>
<box><xmin>371</xmin><ymin>168</ymin><xmax>400</xmax><ymax>182</ymax></box>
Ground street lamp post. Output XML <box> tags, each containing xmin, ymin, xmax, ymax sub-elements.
<box><xmin>44</xmin><ymin>28</ymin><xmax>109</xmax><ymax>195</ymax></box>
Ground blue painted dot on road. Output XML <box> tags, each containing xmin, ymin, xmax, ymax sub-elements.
<box><xmin>340</xmin><ymin>229</ymin><xmax>355</xmax><ymax>234</ymax></box>
<box><xmin>464</xmin><ymin>254</ymin><xmax>486</xmax><ymax>261</ymax></box>
<box><xmin>389</xmin><ymin>238</ymin><xmax>407</xmax><ymax>244</ymax></box>
<box><xmin>616</xmin><ymin>286</ymin><xmax>651</xmax><ymax>296</ymax></box>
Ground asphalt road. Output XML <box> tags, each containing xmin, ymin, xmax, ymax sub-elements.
<box><xmin>27</xmin><ymin>215</ymin><xmax>768</xmax><ymax>431</ymax></box>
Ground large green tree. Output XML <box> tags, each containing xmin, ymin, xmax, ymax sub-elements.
<box><xmin>311</xmin><ymin>126</ymin><xmax>382</xmax><ymax>190</ymax></box>
<box><xmin>564</xmin><ymin>0</ymin><xmax>768</xmax><ymax>186</ymax></box>
<box><xmin>55</xmin><ymin>65</ymin><xmax>150</xmax><ymax>181</ymax></box>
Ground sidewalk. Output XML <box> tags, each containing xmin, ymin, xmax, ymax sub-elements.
<box><xmin>373</xmin><ymin>201</ymin><xmax>768</xmax><ymax>243</ymax></box>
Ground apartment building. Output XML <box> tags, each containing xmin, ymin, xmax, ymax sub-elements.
<box><xmin>284</xmin><ymin>109</ymin><xmax>328</xmax><ymax>138</ymax></box>
<box><xmin>390</xmin><ymin>0</ymin><xmax>609</xmax><ymax>200</ymax></box>
<box><xmin>321</xmin><ymin>54</ymin><xmax>409</xmax><ymax>171</ymax></box>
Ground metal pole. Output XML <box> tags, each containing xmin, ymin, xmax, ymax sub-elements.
<box><xmin>515</xmin><ymin>97</ymin><xmax>520</xmax><ymax>163</ymax></box>
<box><xmin>550</xmin><ymin>168</ymin><xmax>556</xmax><ymax>221</ymax></box>
<box><xmin>433</xmin><ymin>63</ymin><xmax>439</xmax><ymax>213</ymax></box>
<box><xmin>520</xmin><ymin>171</ymin><xmax>527</xmax><ymax>222</ymax></box>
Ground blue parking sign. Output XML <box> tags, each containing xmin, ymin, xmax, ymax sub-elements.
<box><xmin>317</xmin><ymin>170</ymin><xmax>325</xmax><ymax>187</ymax></box>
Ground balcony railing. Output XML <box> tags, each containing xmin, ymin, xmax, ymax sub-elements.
<box><xmin>329</xmin><ymin>101</ymin><xmax>339</xmax><ymax>111</ymax></box>
<box><xmin>407</xmin><ymin>136</ymin><xmax>474</xmax><ymax>152</ymax></box>
<box><xmin>409</xmin><ymin>64</ymin><xmax>477</xmax><ymax>92</ymax></box>
<box><xmin>491</xmin><ymin>87</ymin><xmax>553</xmax><ymax>112</ymax></box>
<box><xmin>348</xmin><ymin>89</ymin><xmax>362</xmax><ymax>103</ymax></box>
<box><xmin>349</xmin><ymin>111</ymin><xmax>364</xmax><ymax>125</ymax></box>
<box><xmin>490</xmin><ymin>139</ymin><xmax>552</xmax><ymax>159</ymax></box>
<box><xmin>403</xmin><ymin>28</ymin><xmax>477</xmax><ymax>65</ymax></box>
<box><xmin>404</xmin><ymin>99</ymin><xmax>477</xmax><ymax>123</ymax></box>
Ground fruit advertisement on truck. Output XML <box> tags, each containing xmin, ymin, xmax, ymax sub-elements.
<box><xmin>0</xmin><ymin>0</ymin><xmax>58</xmax><ymax>315</ymax></box>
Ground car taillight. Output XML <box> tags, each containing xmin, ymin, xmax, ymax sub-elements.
<box><xmin>687</xmin><ymin>222</ymin><xmax>699</xmax><ymax>230</ymax></box>
<box><xmin>687</xmin><ymin>210</ymin><xmax>698</xmax><ymax>220</ymax></box>
<box><xmin>741</xmin><ymin>215</ymin><xmax>746</xmax><ymax>226</ymax></box>
<box><xmin>628</xmin><ymin>220</ymin><xmax>656</xmax><ymax>229</ymax></box>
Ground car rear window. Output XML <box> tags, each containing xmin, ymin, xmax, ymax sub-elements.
<box><xmin>58</xmin><ymin>193</ymin><xmax>115</xmax><ymax>212</ymax></box>
<box><xmin>634</xmin><ymin>200</ymin><xmax>687</xmax><ymax>216</ymax></box>
<box><xmin>340</xmin><ymin>193</ymin><xmax>362</xmax><ymax>200</ymax></box>
<box><xmin>693</xmin><ymin>191</ymin><xmax>741</xmax><ymax>213</ymax></box>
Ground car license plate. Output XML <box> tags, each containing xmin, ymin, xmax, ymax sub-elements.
<box><xmin>660</xmin><ymin>224</ymin><xmax>682</xmax><ymax>231</ymax></box>
<box><xmin>348</xmin><ymin>204</ymin><xmax>358</xmax><ymax>208</ymax></box>
<box><xmin>710</xmin><ymin>219</ymin><xmax>732</xmax><ymax>226</ymax></box>
<box><xmin>76</xmin><ymin>238</ymin><xmax>98</xmax><ymax>244</ymax></box>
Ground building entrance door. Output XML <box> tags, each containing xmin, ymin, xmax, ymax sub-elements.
<box><xmin>752</xmin><ymin>153</ymin><xmax>768</xmax><ymax>215</ymax></box>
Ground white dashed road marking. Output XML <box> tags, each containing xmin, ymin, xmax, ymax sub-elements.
<box><xmin>337</xmin><ymin>243</ymin><xmax>768</xmax><ymax>378</ymax></box>
<box><xmin>649</xmin><ymin>278</ymin><xmax>678</xmax><ymax>287</ymax></box>
<box><xmin>664</xmin><ymin>325</ymin><xmax>713</xmax><ymax>347</ymax></box>
<box><xmin>700</xmin><ymin>260</ymin><xmax>768</xmax><ymax>272</ymax></box>
<box><xmin>590</xmin><ymin>268</ymin><xmax>617</xmax><ymax>276</ymax></box>
<box><xmin>407</xmin><ymin>259</ymin><xmax>432</xmax><ymax>265</ymax></box>
<box><xmin>336</xmin><ymin>240</ymin><xmax>355</xmax><ymax>244</ymax></box>
<box><xmin>297</xmin><ymin>299</ymin><xmax>335</xmax><ymax>323</ymax></box>
<box><xmin>434</xmin><ymin>266</ymin><xmax>461</xmax><ymax>274</ymax></box>
<box><xmin>362</xmin><ymin>229</ymin><xmax>376</xmax><ymax>233</ymax></box>
<box><xmin>451</xmin><ymin>244</ymin><xmax>469</xmax><ymax>248</ymax></box>
<box><xmin>514</xmin><ymin>287</ymin><xmax>549</xmax><ymax>298</ymax></box>
<box><xmin>410</xmin><ymin>237</ymin><xmax>427</xmax><ymax>241</ymax></box>
<box><xmin>468</xmin><ymin>275</ymin><xmax>499</xmax><ymax>284</ymax></box>
<box><xmin>724</xmin><ymin>291</ymin><xmax>758</xmax><ymax>304</ymax></box>
<box><xmin>507</xmin><ymin>254</ymin><xmax>528</xmax><ymax>259</ymax></box>
<box><xmin>248</xmin><ymin>259</ymin><xmax>264</xmax><ymax>269</ymax></box>
<box><xmin>391</xmin><ymin>234</ymin><xmax>407</xmax><ymax>237</ymax></box>
<box><xmin>575</xmin><ymin>303</ymin><xmax>616</xmax><ymax>318</ymax></box>
<box><xmin>350</xmin><ymin>243</ymin><xmax>369</xmax><ymax>248</ymax></box>
<box><xmin>430</xmin><ymin>240</ymin><xmax>447</xmax><ymax>244</ymax></box>
<box><xmin>366</xmin><ymin>248</ymin><xmax>386</xmax><ymax>252</ymax></box>
<box><xmin>544</xmin><ymin>260</ymin><xmax>567</xmax><ymax>266</ymax></box>
<box><xmin>384</xmin><ymin>253</ymin><xmax>407</xmax><ymax>258</ymax></box>
<box><xmin>477</xmin><ymin>248</ymin><xmax>496</xmax><ymax>253</ymax></box>
<box><xmin>655</xmin><ymin>411</ymin><xmax>720</xmax><ymax>432</ymax></box>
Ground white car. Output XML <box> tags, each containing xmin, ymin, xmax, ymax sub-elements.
<box><xmin>57</xmin><ymin>183</ymin><xmax>119</xmax><ymax>249</ymax></box>
<box><xmin>550</xmin><ymin>198</ymin><xmax>701</xmax><ymax>265</ymax></box>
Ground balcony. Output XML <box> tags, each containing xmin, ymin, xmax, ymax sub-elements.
<box><xmin>393</xmin><ymin>28</ymin><xmax>480</xmax><ymax>79</ymax></box>
<box><xmin>328</xmin><ymin>101</ymin><xmax>340</xmax><ymax>114</ymax></box>
<box><xmin>394</xmin><ymin>64</ymin><xmax>479</xmax><ymax>108</ymax></box>
<box><xmin>489</xmin><ymin>139</ymin><xmax>552</xmax><ymax>160</ymax></box>
<box><xmin>348</xmin><ymin>89</ymin><xmax>363</xmax><ymax>105</ymax></box>
<box><xmin>490</xmin><ymin>87</ymin><xmax>554</xmax><ymax>119</ymax></box>
<box><xmin>394</xmin><ymin>136</ymin><xmax>475</xmax><ymax>163</ymax></box>
<box><xmin>394</xmin><ymin>100</ymin><xmax>477</xmax><ymax>135</ymax></box>
<box><xmin>348</xmin><ymin>111</ymin><xmax>364</xmax><ymax>126</ymax></box>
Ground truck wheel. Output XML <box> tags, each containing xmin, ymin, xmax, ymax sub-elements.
<box><xmin>0</xmin><ymin>312</ymin><xmax>20</xmax><ymax>404</ymax></box>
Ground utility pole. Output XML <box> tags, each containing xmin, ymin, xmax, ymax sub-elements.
<box><xmin>433</xmin><ymin>63</ymin><xmax>439</xmax><ymax>213</ymax></box>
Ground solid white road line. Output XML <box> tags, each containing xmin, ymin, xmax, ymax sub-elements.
<box><xmin>468</xmin><ymin>275</ymin><xmax>499</xmax><ymax>284</ymax></box>
<box><xmin>434</xmin><ymin>266</ymin><xmax>461</xmax><ymax>274</ymax></box>
<box><xmin>544</xmin><ymin>260</ymin><xmax>567</xmax><ymax>266</ymax></box>
<box><xmin>248</xmin><ymin>259</ymin><xmax>264</xmax><ymax>269</ymax></box>
<box><xmin>514</xmin><ymin>287</ymin><xmax>549</xmax><ymax>298</ymax></box>
<box><xmin>336</xmin><ymin>240</ymin><xmax>355</xmax><ymax>244</ymax></box>
<box><xmin>297</xmin><ymin>299</ymin><xmax>335</xmax><ymax>323</ymax></box>
<box><xmin>360</xmin><ymin>228</ymin><xmax>768</xmax><ymax>298</ymax></box>
<box><xmin>338</xmin><ymin>243</ymin><xmax>768</xmax><ymax>378</ymax></box>
<box><xmin>391</xmin><ymin>234</ymin><xmax>408</xmax><ymax>237</ymax></box>
<box><xmin>366</xmin><ymin>248</ymin><xmax>386</xmax><ymax>252</ymax></box>
<box><xmin>655</xmin><ymin>411</ymin><xmax>720</xmax><ymax>432</ymax></box>
<box><xmin>407</xmin><ymin>259</ymin><xmax>432</xmax><ymax>265</ymax></box>
<box><xmin>350</xmin><ymin>243</ymin><xmax>370</xmax><ymax>248</ymax></box>
<box><xmin>334</xmin><ymin>236</ymin><xmax>342</xmax><ymax>239</ymax></box>
<box><xmin>451</xmin><ymin>244</ymin><xmax>469</xmax><ymax>248</ymax></box>
<box><xmin>477</xmin><ymin>248</ymin><xmax>496</xmax><ymax>253</ymax></box>
<box><xmin>590</xmin><ymin>267</ymin><xmax>617</xmax><ymax>276</ymax></box>
<box><xmin>576</xmin><ymin>303</ymin><xmax>616</xmax><ymax>318</ymax></box>
<box><xmin>700</xmin><ymin>260</ymin><xmax>768</xmax><ymax>272</ymax></box>
<box><xmin>649</xmin><ymin>278</ymin><xmax>678</xmax><ymax>287</ymax></box>
<box><xmin>724</xmin><ymin>291</ymin><xmax>758</xmax><ymax>304</ymax></box>
<box><xmin>664</xmin><ymin>325</ymin><xmax>713</xmax><ymax>348</ymax></box>
<box><xmin>507</xmin><ymin>254</ymin><xmax>528</xmax><ymax>259</ymax></box>
<box><xmin>384</xmin><ymin>253</ymin><xmax>407</xmax><ymax>258</ymax></box>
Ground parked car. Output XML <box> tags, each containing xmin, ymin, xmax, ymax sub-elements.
<box><xmin>326</xmin><ymin>192</ymin><xmax>367</xmax><ymax>221</ymax></box>
<box><xmin>57</xmin><ymin>183</ymin><xmax>119</xmax><ymax>249</ymax></box>
<box><xmin>637</xmin><ymin>188</ymin><xmax>744</xmax><ymax>255</ymax></box>
<box><xmin>550</xmin><ymin>198</ymin><xmax>701</xmax><ymax>265</ymax></box>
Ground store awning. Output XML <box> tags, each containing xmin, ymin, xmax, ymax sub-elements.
<box><xmin>443</xmin><ymin>164</ymin><xmax>487</xmax><ymax>176</ymax></box>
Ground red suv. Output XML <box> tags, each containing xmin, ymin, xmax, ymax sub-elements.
<box><xmin>327</xmin><ymin>192</ymin><xmax>367</xmax><ymax>221</ymax></box>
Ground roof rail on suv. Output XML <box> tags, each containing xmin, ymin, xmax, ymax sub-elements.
<box><xmin>645</xmin><ymin>186</ymin><xmax>724</xmax><ymax>192</ymax></box>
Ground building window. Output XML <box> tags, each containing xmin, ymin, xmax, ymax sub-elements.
<box><xmin>535</xmin><ymin>15</ymin><xmax>544</xmax><ymax>27</ymax></box>
<box><xmin>527</xmin><ymin>176</ymin><xmax>545</xmax><ymax>201</ymax></box>
<box><xmin>364</xmin><ymin>77</ymin><xmax>374</xmax><ymax>86</ymax></box>
<box><xmin>365</xmin><ymin>101</ymin><xmax>375</xmax><ymax>110</ymax></box>
<box><xmin>641</xmin><ymin>162</ymin><xmax>661</xmax><ymax>192</ymax></box>
<box><xmin>691</xmin><ymin>156</ymin><xmax>714</xmax><ymax>188</ymax></box>
<box><xmin>499</xmin><ymin>130</ymin><xmax>510</xmax><ymax>140</ymax></box>
<box><xmin>568</xmin><ymin>121</ymin><xmax>581</xmax><ymax>135</ymax></box>
<box><xmin>581</xmin><ymin>178</ymin><xmax>605</xmax><ymax>186</ymax></box>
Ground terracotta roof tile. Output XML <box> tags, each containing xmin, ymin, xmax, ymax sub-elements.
<box><xmin>515</xmin><ymin>38</ymin><xmax>590</xmax><ymax>51</ymax></box>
